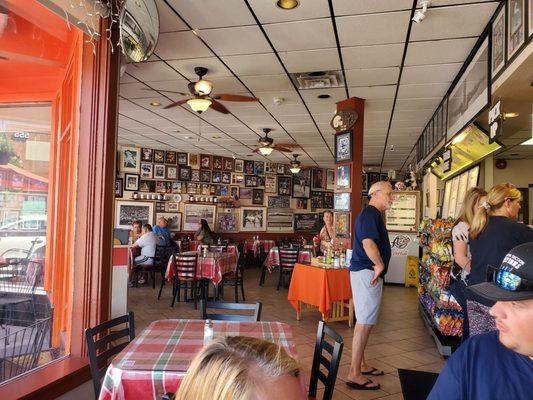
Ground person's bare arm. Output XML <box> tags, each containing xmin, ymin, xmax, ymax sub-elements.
<box><xmin>196</xmin><ymin>233</ymin><xmax>204</xmax><ymax>241</ymax></box>
<box><xmin>362</xmin><ymin>238</ymin><xmax>385</xmax><ymax>285</ymax></box>
<box><xmin>452</xmin><ymin>240</ymin><xmax>471</xmax><ymax>272</ymax></box>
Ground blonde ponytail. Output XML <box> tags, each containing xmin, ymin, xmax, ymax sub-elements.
<box><xmin>470</xmin><ymin>183</ymin><xmax>521</xmax><ymax>239</ymax></box>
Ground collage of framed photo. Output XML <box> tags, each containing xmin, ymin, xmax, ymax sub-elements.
<box><xmin>334</xmin><ymin>131</ymin><xmax>352</xmax><ymax>162</ymax></box>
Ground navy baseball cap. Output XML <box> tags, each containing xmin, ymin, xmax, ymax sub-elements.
<box><xmin>469</xmin><ymin>243</ymin><xmax>533</xmax><ymax>302</ymax></box>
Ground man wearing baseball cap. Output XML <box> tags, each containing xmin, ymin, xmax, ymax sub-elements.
<box><xmin>429</xmin><ymin>242</ymin><xmax>533</xmax><ymax>399</ymax></box>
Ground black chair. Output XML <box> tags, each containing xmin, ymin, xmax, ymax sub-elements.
<box><xmin>161</xmin><ymin>394</ymin><xmax>175</xmax><ymax>400</ymax></box>
<box><xmin>308</xmin><ymin>321</ymin><xmax>344</xmax><ymax>400</ymax></box>
<box><xmin>171</xmin><ymin>253</ymin><xmax>202</xmax><ymax>309</ymax></box>
<box><xmin>220</xmin><ymin>250</ymin><xmax>245</xmax><ymax>303</ymax></box>
<box><xmin>0</xmin><ymin>317</ymin><xmax>51</xmax><ymax>382</ymax></box>
<box><xmin>85</xmin><ymin>312</ymin><xmax>135</xmax><ymax>399</ymax></box>
<box><xmin>180</xmin><ymin>239</ymin><xmax>190</xmax><ymax>253</ymax></box>
<box><xmin>157</xmin><ymin>246</ymin><xmax>179</xmax><ymax>300</ymax></box>
<box><xmin>277</xmin><ymin>247</ymin><xmax>299</xmax><ymax>290</ymax></box>
<box><xmin>398</xmin><ymin>368</ymin><xmax>439</xmax><ymax>400</ymax></box>
<box><xmin>140</xmin><ymin>245</ymin><xmax>173</xmax><ymax>289</ymax></box>
<box><xmin>200</xmin><ymin>300</ymin><xmax>262</xmax><ymax>322</ymax></box>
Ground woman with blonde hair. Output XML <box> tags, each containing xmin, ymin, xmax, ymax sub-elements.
<box><xmin>176</xmin><ymin>336</ymin><xmax>304</xmax><ymax>400</ymax></box>
<box><xmin>467</xmin><ymin>183</ymin><xmax>533</xmax><ymax>336</ymax></box>
<box><xmin>450</xmin><ymin>187</ymin><xmax>487</xmax><ymax>339</ymax></box>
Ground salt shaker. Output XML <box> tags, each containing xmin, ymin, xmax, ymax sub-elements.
<box><xmin>204</xmin><ymin>319</ymin><xmax>214</xmax><ymax>345</ymax></box>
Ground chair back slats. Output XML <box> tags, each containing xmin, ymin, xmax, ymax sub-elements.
<box><xmin>200</xmin><ymin>300</ymin><xmax>262</xmax><ymax>322</ymax></box>
<box><xmin>180</xmin><ymin>240</ymin><xmax>190</xmax><ymax>253</ymax></box>
<box><xmin>309</xmin><ymin>321</ymin><xmax>344</xmax><ymax>400</ymax></box>
<box><xmin>85</xmin><ymin>312</ymin><xmax>135</xmax><ymax>399</ymax></box>
<box><xmin>279</xmin><ymin>248</ymin><xmax>299</xmax><ymax>268</ymax></box>
<box><xmin>208</xmin><ymin>245</ymin><xmax>227</xmax><ymax>253</ymax></box>
<box><xmin>173</xmin><ymin>254</ymin><xmax>198</xmax><ymax>280</ymax></box>
<box><xmin>0</xmin><ymin>260</ymin><xmax>42</xmax><ymax>297</ymax></box>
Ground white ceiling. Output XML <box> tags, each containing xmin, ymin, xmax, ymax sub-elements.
<box><xmin>118</xmin><ymin>0</ymin><xmax>500</xmax><ymax>171</ymax></box>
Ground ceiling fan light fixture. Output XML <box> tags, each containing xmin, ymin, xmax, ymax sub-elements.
<box><xmin>259</xmin><ymin>146</ymin><xmax>274</xmax><ymax>156</ymax></box>
<box><xmin>289</xmin><ymin>164</ymin><xmax>301</xmax><ymax>174</ymax></box>
<box><xmin>187</xmin><ymin>98</ymin><xmax>212</xmax><ymax>113</ymax></box>
<box><xmin>276</xmin><ymin>0</ymin><xmax>299</xmax><ymax>10</ymax></box>
<box><xmin>194</xmin><ymin>79</ymin><xmax>213</xmax><ymax>95</ymax></box>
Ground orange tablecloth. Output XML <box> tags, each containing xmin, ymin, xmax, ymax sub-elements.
<box><xmin>288</xmin><ymin>263</ymin><xmax>352</xmax><ymax>315</ymax></box>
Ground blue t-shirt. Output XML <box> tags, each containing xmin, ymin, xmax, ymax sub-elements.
<box><xmin>469</xmin><ymin>216</ymin><xmax>533</xmax><ymax>285</ymax></box>
<box><xmin>152</xmin><ymin>225</ymin><xmax>171</xmax><ymax>246</ymax></box>
<box><xmin>429</xmin><ymin>331</ymin><xmax>533</xmax><ymax>400</ymax></box>
<box><xmin>350</xmin><ymin>205</ymin><xmax>391</xmax><ymax>275</ymax></box>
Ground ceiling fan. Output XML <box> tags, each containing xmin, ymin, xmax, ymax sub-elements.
<box><xmin>152</xmin><ymin>67</ymin><xmax>259</xmax><ymax>114</ymax></box>
<box><xmin>253</xmin><ymin>128</ymin><xmax>297</xmax><ymax>156</ymax></box>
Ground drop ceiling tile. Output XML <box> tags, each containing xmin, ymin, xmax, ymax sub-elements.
<box><xmin>263</xmin><ymin>19</ymin><xmax>336</xmax><ymax>52</ymax></box>
<box><xmin>345</xmin><ymin>67</ymin><xmax>399</xmax><ymax>87</ymax></box>
<box><xmin>156</xmin><ymin>31</ymin><xmax>212</xmax><ymax>60</ymax></box>
<box><xmin>120</xmin><ymin>83</ymin><xmax>158</xmax><ymax>99</ymax></box>
<box><xmin>405</xmin><ymin>38</ymin><xmax>478</xmax><ymax>66</ymax></box>
<box><xmin>410</xmin><ymin>3</ymin><xmax>499</xmax><ymax>42</ymax></box>
<box><xmin>147</xmin><ymin>80</ymin><xmax>192</xmax><ymax>94</ymax></box>
<box><xmin>301</xmin><ymin>88</ymin><xmax>347</xmax><ymax>103</ymax></box>
<box><xmin>248</xmin><ymin>0</ymin><xmax>329</xmax><ymax>24</ymax></box>
<box><xmin>167</xmin><ymin>57</ymin><xmax>232</xmax><ymax>78</ymax></box>
<box><xmin>337</xmin><ymin>11</ymin><xmax>410</xmax><ymax>46</ymax></box>
<box><xmin>165</xmin><ymin>0</ymin><xmax>255</xmax><ymax>28</ymax></box>
<box><xmin>205</xmin><ymin>76</ymin><xmax>248</xmax><ymax>93</ymax></box>
<box><xmin>155</xmin><ymin>0</ymin><xmax>188</xmax><ymax>32</ymax></box>
<box><xmin>390</xmin><ymin>120</ymin><xmax>425</xmax><ymax>129</ymax></box>
<box><xmin>334</xmin><ymin>0</ymin><xmax>412</xmax><ymax>15</ymax></box>
<box><xmin>279</xmin><ymin>48</ymin><xmax>341</xmax><ymax>73</ymax></box>
<box><xmin>402</xmin><ymin>63</ymin><xmax>462</xmax><ymax>85</ymax></box>
<box><xmin>397</xmin><ymin>83</ymin><xmax>449</xmax><ymax>99</ymax></box>
<box><xmin>221</xmin><ymin>53</ymin><xmax>284</xmax><ymax>76</ymax></box>
<box><xmin>240</xmin><ymin>75</ymin><xmax>294</xmax><ymax>92</ymax></box>
<box><xmin>393</xmin><ymin>109</ymin><xmax>435</xmax><ymax>122</ymax></box>
<box><xmin>342</xmin><ymin>44</ymin><xmax>403</xmax><ymax>69</ymax></box>
<box><xmin>348</xmin><ymin>85</ymin><xmax>396</xmax><ymax>99</ymax></box>
<box><xmin>363</xmin><ymin>99</ymin><xmax>394</xmax><ymax>111</ymax></box>
<box><xmin>395</xmin><ymin>97</ymin><xmax>442</xmax><ymax>110</ymax></box>
<box><xmin>200</xmin><ymin>26</ymin><xmax>271</xmax><ymax>56</ymax></box>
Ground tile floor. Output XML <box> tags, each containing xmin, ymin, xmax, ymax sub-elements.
<box><xmin>129</xmin><ymin>267</ymin><xmax>445</xmax><ymax>400</ymax></box>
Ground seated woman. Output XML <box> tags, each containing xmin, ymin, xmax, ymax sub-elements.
<box><xmin>176</xmin><ymin>336</ymin><xmax>303</xmax><ymax>400</ymax></box>
<box><xmin>194</xmin><ymin>219</ymin><xmax>214</xmax><ymax>245</ymax></box>
<box><xmin>319</xmin><ymin>210</ymin><xmax>336</xmax><ymax>255</ymax></box>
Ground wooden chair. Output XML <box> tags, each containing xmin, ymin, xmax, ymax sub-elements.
<box><xmin>220</xmin><ymin>250</ymin><xmax>246</xmax><ymax>302</ymax></box>
<box><xmin>308</xmin><ymin>321</ymin><xmax>344</xmax><ymax>400</ymax></box>
<box><xmin>277</xmin><ymin>247</ymin><xmax>299</xmax><ymax>290</ymax></box>
<box><xmin>85</xmin><ymin>312</ymin><xmax>135</xmax><ymax>399</ymax></box>
<box><xmin>200</xmin><ymin>300</ymin><xmax>262</xmax><ymax>322</ymax></box>
<box><xmin>258</xmin><ymin>244</ymin><xmax>273</xmax><ymax>286</ymax></box>
<box><xmin>157</xmin><ymin>246</ymin><xmax>180</xmax><ymax>300</ymax></box>
<box><xmin>180</xmin><ymin>239</ymin><xmax>190</xmax><ymax>253</ymax></box>
<box><xmin>171</xmin><ymin>253</ymin><xmax>201</xmax><ymax>309</ymax></box>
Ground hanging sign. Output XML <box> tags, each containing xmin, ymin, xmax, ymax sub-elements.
<box><xmin>330</xmin><ymin>109</ymin><xmax>358</xmax><ymax>132</ymax></box>
<box><xmin>488</xmin><ymin>101</ymin><xmax>502</xmax><ymax>143</ymax></box>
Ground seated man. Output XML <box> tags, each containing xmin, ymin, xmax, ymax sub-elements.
<box><xmin>129</xmin><ymin>224</ymin><xmax>158</xmax><ymax>285</ymax></box>
<box><xmin>153</xmin><ymin>217</ymin><xmax>172</xmax><ymax>246</ymax></box>
<box><xmin>429</xmin><ymin>242</ymin><xmax>533</xmax><ymax>400</ymax></box>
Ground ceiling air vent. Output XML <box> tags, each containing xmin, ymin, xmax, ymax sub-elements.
<box><xmin>290</xmin><ymin>70</ymin><xmax>344</xmax><ymax>90</ymax></box>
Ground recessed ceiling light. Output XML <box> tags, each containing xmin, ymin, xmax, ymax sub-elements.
<box><xmin>276</xmin><ymin>0</ymin><xmax>299</xmax><ymax>10</ymax></box>
<box><xmin>212</xmin><ymin>135</ymin><xmax>221</xmax><ymax>139</ymax></box>
<box><xmin>184</xmin><ymin>136</ymin><xmax>191</xmax><ymax>139</ymax></box>
<box><xmin>504</xmin><ymin>112</ymin><xmax>519</xmax><ymax>118</ymax></box>
<box><xmin>150</xmin><ymin>101</ymin><xmax>161</xmax><ymax>107</ymax></box>
<box><xmin>318</xmin><ymin>94</ymin><xmax>331</xmax><ymax>99</ymax></box>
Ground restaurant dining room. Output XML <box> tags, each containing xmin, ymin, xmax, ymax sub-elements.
<box><xmin>1</xmin><ymin>0</ymin><xmax>533</xmax><ymax>399</ymax></box>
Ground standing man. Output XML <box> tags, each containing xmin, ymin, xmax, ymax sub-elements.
<box><xmin>346</xmin><ymin>181</ymin><xmax>394</xmax><ymax>391</ymax></box>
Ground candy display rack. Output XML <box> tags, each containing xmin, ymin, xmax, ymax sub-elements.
<box><xmin>418</xmin><ymin>218</ymin><xmax>462</xmax><ymax>356</ymax></box>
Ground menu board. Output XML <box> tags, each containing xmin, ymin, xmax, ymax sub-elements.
<box><xmin>454</xmin><ymin>172</ymin><xmax>469</xmax><ymax>217</ymax></box>
<box><xmin>441</xmin><ymin>166</ymin><xmax>480</xmax><ymax>219</ymax></box>
<box><xmin>442</xmin><ymin>180</ymin><xmax>452</xmax><ymax>218</ymax></box>
<box><xmin>385</xmin><ymin>191</ymin><xmax>420</xmax><ymax>232</ymax></box>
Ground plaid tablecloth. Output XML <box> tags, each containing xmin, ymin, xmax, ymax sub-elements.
<box><xmin>165</xmin><ymin>252</ymin><xmax>237</xmax><ymax>285</ymax></box>
<box><xmin>265</xmin><ymin>246</ymin><xmax>314</xmax><ymax>272</ymax></box>
<box><xmin>244</xmin><ymin>239</ymin><xmax>276</xmax><ymax>257</ymax></box>
<box><xmin>98</xmin><ymin>319</ymin><xmax>300</xmax><ymax>400</ymax></box>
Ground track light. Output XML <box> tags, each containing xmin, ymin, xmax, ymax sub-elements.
<box><xmin>412</xmin><ymin>1</ymin><xmax>430</xmax><ymax>24</ymax></box>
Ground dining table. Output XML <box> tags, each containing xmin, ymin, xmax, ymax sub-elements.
<box><xmin>244</xmin><ymin>239</ymin><xmax>276</xmax><ymax>258</ymax></box>
<box><xmin>165</xmin><ymin>250</ymin><xmax>237</xmax><ymax>286</ymax></box>
<box><xmin>98</xmin><ymin>319</ymin><xmax>304</xmax><ymax>400</ymax></box>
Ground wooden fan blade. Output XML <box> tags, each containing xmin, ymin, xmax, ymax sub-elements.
<box><xmin>213</xmin><ymin>94</ymin><xmax>259</xmax><ymax>102</ymax></box>
<box><xmin>252</xmin><ymin>148</ymin><xmax>260</xmax><ymax>153</ymax></box>
<box><xmin>163</xmin><ymin>99</ymin><xmax>189</xmax><ymax>109</ymax></box>
<box><xmin>141</xmin><ymin>87</ymin><xmax>188</xmax><ymax>96</ymax></box>
<box><xmin>274</xmin><ymin>145</ymin><xmax>293</xmax><ymax>153</ymax></box>
<box><xmin>209</xmin><ymin>99</ymin><xmax>230</xmax><ymax>114</ymax></box>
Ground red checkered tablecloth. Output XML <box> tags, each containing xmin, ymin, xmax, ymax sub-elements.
<box><xmin>265</xmin><ymin>246</ymin><xmax>314</xmax><ymax>272</ymax></box>
<box><xmin>98</xmin><ymin>319</ymin><xmax>303</xmax><ymax>400</ymax></box>
<box><xmin>165</xmin><ymin>252</ymin><xmax>237</xmax><ymax>285</ymax></box>
<box><xmin>244</xmin><ymin>239</ymin><xmax>276</xmax><ymax>257</ymax></box>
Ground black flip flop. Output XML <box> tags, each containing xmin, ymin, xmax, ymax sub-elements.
<box><xmin>362</xmin><ymin>367</ymin><xmax>385</xmax><ymax>376</ymax></box>
<box><xmin>346</xmin><ymin>379</ymin><xmax>381</xmax><ymax>391</ymax></box>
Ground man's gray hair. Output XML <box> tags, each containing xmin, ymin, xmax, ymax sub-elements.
<box><xmin>368</xmin><ymin>180</ymin><xmax>391</xmax><ymax>196</ymax></box>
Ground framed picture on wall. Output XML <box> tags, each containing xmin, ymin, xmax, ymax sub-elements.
<box><xmin>179</xmin><ymin>166</ymin><xmax>192</xmax><ymax>181</ymax></box>
<box><xmin>234</xmin><ymin>159</ymin><xmax>244</xmax><ymax>173</ymax></box>
<box><xmin>311</xmin><ymin>168</ymin><xmax>326</xmax><ymax>190</ymax></box>
<box><xmin>240</xmin><ymin>207</ymin><xmax>267</xmax><ymax>232</ymax></box>
<box><xmin>231</xmin><ymin>173</ymin><xmax>244</xmax><ymax>185</ymax></box>
<box><xmin>217</xmin><ymin>185</ymin><xmax>229</xmax><ymax>197</ymax></box>
<box><xmin>216</xmin><ymin>209</ymin><xmax>239</xmax><ymax>233</ymax></box>
<box><xmin>311</xmin><ymin>191</ymin><xmax>324</xmax><ymax>210</ymax></box>
<box><xmin>334</xmin><ymin>212</ymin><xmax>351</xmax><ymax>239</ymax></box>
<box><xmin>265</xmin><ymin>174</ymin><xmax>277</xmax><ymax>193</ymax></box>
<box><xmin>334</xmin><ymin>192</ymin><xmax>351</xmax><ymax>211</ymax></box>
<box><xmin>221</xmin><ymin>172</ymin><xmax>231</xmax><ymax>184</ymax></box>
<box><xmin>200</xmin><ymin>154</ymin><xmax>211</xmax><ymax>170</ymax></box>
<box><xmin>200</xmin><ymin>170</ymin><xmax>211</xmax><ymax>183</ymax></box>
<box><xmin>140</xmin><ymin>180</ymin><xmax>155</xmax><ymax>192</ymax></box>
<box><xmin>267</xmin><ymin>208</ymin><xmax>294</xmax><ymax>232</ymax></box>
<box><xmin>244</xmin><ymin>160</ymin><xmax>254</xmax><ymax>174</ymax></box>
<box><xmin>296</xmin><ymin>199</ymin><xmax>307</xmax><ymax>209</ymax></box>
<box><xmin>172</xmin><ymin>182</ymin><xmax>182</xmax><ymax>193</ymax></box>
<box><xmin>187</xmin><ymin>182</ymin><xmax>198</xmax><ymax>194</ymax></box>
<box><xmin>155</xmin><ymin>181</ymin><xmax>166</xmax><ymax>193</ymax></box>
<box><xmin>323</xmin><ymin>191</ymin><xmax>334</xmax><ymax>209</ymax></box>
<box><xmin>258</xmin><ymin>176</ymin><xmax>265</xmax><ymax>187</ymax></box>
<box><xmin>153</xmin><ymin>150</ymin><xmax>165</xmax><ymax>164</ymax></box>
<box><xmin>188</xmin><ymin>154</ymin><xmax>199</xmax><ymax>169</ymax></box>
<box><xmin>166</xmin><ymin>166</ymin><xmax>178</xmax><ymax>180</ymax></box>
<box><xmin>492</xmin><ymin>5</ymin><xmax>506</xmax><ymax>77</ymax></box>
<box><xmin>120</xmin><ymin>146</ymin><xmax>140</xmax><ymax>173</ymax></box>
<box><xmin>335</xmin><ymin>164</ymin><xmax>350</xmax><ymax>190</ymax></box>
<box><xmin>156</xmin><ymin>212</ymin><xmax>181</xmax><ymax>231</ymax></box>
<box><xmin>254</xmin><ymin>161</ymin><xmax>265</xmax><ymax>175</ymax></box>
<box><xmin>277</xmin><ymin>176</ymin><xmax>292</xmax><ymax>196</ymax></box>
<box><xmin>245</xmin><ymin>175</ymin><xmax>258</xmax><ymax>187</ymax></box>
<box><xmin>177</xmin><ymin>152</ymin><xmax>188</xmax><ymax>166</ymax></box>
<box><xmin>230</xmin><ymin>186</ymin><xmax>239</xmax><ymax>198</ymax></box>
<box><xmin>294</xmin><ymin>213</ymin><xmax>320</xmax><ymax>233</ymax></box>
<box><xmin>223</xmin><ymin>157</ymin><xmax>234</xmax><ymax>172</ymax></box>
<box><xmin>115</xmin><ymin>200</ymin><xmax>154</xmax><ymax>229</ymax></box>
<box><xmin>165</xmin><ymin>151</ymin><xmax>177</xmax><ymax>165</ymax></box>
<box><xmin>265</xmin><ymin>162</ymin><xmax>274</xmax><ymax>174</ymax></box>
<box><xmin>508</xmin><ymin>0</ymin><xmax>525</xmax><ymax>59</ymax></box>
<box><xmin>191</xmin><ymin>169</ymin><xmax>200</xmax><ymax>182</ymax></box>
<box><xmin>212</xmin><ymin>156</ymin><xmax>223</xmax><ymax>170</ymax></box>
<box><xmin>326</xmin><ymin>169</ymin><xmax>335</xmax><ymax>191</ymax></box>
<box><xmin>277</xmin><ymin>164</ymin><xmax>286</xmax><ymax>175</ymax></box>
<box><xmin>115</xmin><ymin>178</ymin><xmax>123</xmax><ymax>197</ymax></box>
<box><xmin>362</xmin><ymin>173</ymin><xmax>369</xmax><ymax>193</ymax></box>
<box><xmin>292</xmin><ymin>169</ymin><xmax>311</xmax><ymax>199</ymax></box>
<box><xmin>268</xmin><ymin>195</ymin><xmax>291</xmax><ymax>209</ymax></box>
<box><xmin>183</xmin><ymin>203</ymin><xmax>216</xmax><ymax>231</ymax></box>
<box><xmin>334</xmin><ymin>131</ymin><xmax>352</xmax><ymax>162</ymax></box>
<box><xmin>212</xmin><ymin>171</ymin><xmax>222</xmax><ymax>183</ymax></box>
<box><xmin>252</xmin><ymin>189</ymin><xmax>264</xmax><ymax>205</ymax></box>
<box><xmin>141</xmin><ymin>148</ymin><xmax>153</xmax><ymax>162</ymax></box>
<box><xmin>124</xmin><ymin>173</ymin><xmax>140</xmax><ymax>191</ymax></box>
<box><xmin>140</xmin><ymin>163</ymin><xmax>153</xmax><ymax>179</ymax></box>
<box><xmin>239</xmin><ymin>187</ymin><xmax>252</xmax><ymax>199</ymax></box>
<box><xmin>154</xmin><ymin>164</ymin><xmax>165</xmax><ymax>179</ymax></box>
